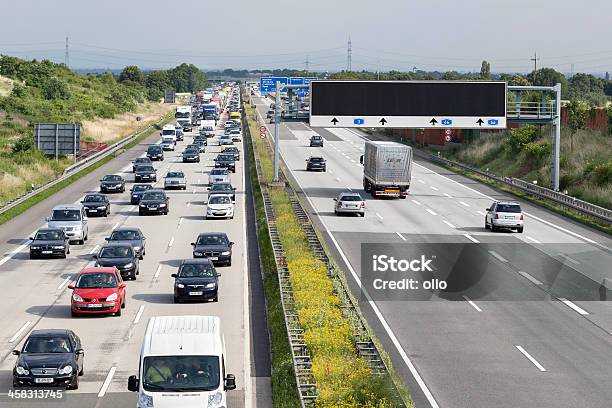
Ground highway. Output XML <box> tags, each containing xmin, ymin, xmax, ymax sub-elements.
<box><xmin>0</xmin><ymin>112</ymin><xmax>270</xmax><ymax>407</ymax></box>
<box><xmin>253</xmin><ymin>95</ymin><xmax>612</xmax><ymax>408</ymax></box>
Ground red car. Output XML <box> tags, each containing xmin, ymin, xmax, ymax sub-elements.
<box><xmin>68</xmin><ymin>267</ymin><xmax>126</xmax><ymax>317</ymax></box>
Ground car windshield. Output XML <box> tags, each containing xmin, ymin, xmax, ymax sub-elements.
<box><xmin>137</xmin><ymin>166</ymin><xmax>154</xmax><ymax>172</ymax></box>
<box><xmin>110</xmin><ymin>230</ymin><xmax>139</xmax><ymax>240</ymax></box>
<box><xmin>312</xmin><ymin>135</ymin><xmax>321</xmax><ymax>140</ymax></box>
<box><xmin>142</xmin><ymin>356</ymin><xmax>220</xmax><ymax>392</ymax></box>
<box><xmin>100</xmin><ymin>246</ymin><xmax>133</xmax><ymax>258</ymax></box>
<box><xmin>218</xmin><ymin>155</ymin><xmax>233</xmax><ymax>160</ymax></box>
<box><xmin>209</xmin><ymin>195</ymin><xmax>231</xmax><ymax>205</ymax></box>
<box><xmin>178</xmin><ymin>263</ymin><xmax>215</xmax><ymax>277</ymax></box>
<box><xmin>496</xmin><ymin>204</ymin><xmax>521</xmax><ymax>213</ymax></box>
<box><xmin>230</xmin><ymin>130</ymin><xmax>240</xmax><ymax>134</ymax></box>
<box><xmin>133</xmin><ymin>185</ymin><xmax>152</xmax><ymax>192</ymax></box>
<box><xmin>35</xmin><ymin>230</ymin><xmax>63</xmax><ymax>240</ymax></box>
<box><xmin>184</xmin><ymin>149</ymin><xmax>198</xmax><ymax>155</ymax></box>
<box><xmin>135</xmin><ymin>158</ymin><xmax>150</xmax><ymax>164</ymax></box>
<box><xmin>76</xmin><ymin>272</ymin><xmax>117</xmax><ymax>288</ymax></box>
<box><xmin>340</xmin><ymin>195</ymin><xmax>362</xmax><ymax>202</ymax></box>
<box><xmin>212</xmin><ymin>184</ymin><xmax>231</xmax><ymax>191</ymax></box>
<box><xmin>102</xmin><ymin>175</ymin><xmax>122</xmax><ymax>181</ymax></box>
<box><xmin>310</xmin><ymin>157</ymin><xmax>324</xmax><ymax>162</ymax></box>
<box><xmin>167</xmin><ymin>172</ymin><xmax>184</xmax><ymax>178</ymax></box>
<box><xmin>162</xmin><ymin>129</ymin><xmax>175</xmax><ymax>135</ymax></box>
<box><xmin>196</xmin><ymin>235</ymin><xmax>227</xmax><ymax>246</ymax></box>
<box><xmin>148</xmin><ymin>147</ymin><xmax>161</xmax><ymax>153</ymax></box>
<box><xmin>142</xmin><ymin>192</ymin><xmax>165</xmax><ymax>201</ymax></box>
<box><xmin>51</xmin><ymin>209</ymin><xmax>81</xmax><ymax>221</ymax></box>
<box><xmin>211</xmin><ymin>169</ymin><xmax>227</xmax><ymax>175</ymax></box>
<box><xmin>23</xmin><ymin>336</ymin><xmax>72</xmax><ymax>354</ymax></box>
<box><xmin>84</xmin><ymin>195</ymin><xmax>104</xmax><ymax>202</ymax></box>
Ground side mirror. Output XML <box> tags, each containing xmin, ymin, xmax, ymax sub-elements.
<box><xmin>76</xmin><ymin>349</ymin><xmax>84</xmax><ymax>355</ymax></box>
<box><xmin>216</xmin><ymin>273</ymin><xmax>221</xmax><ymax>277</ymax></box>
<box><xmin>190</xmin><ymin>242</ymin><xmax>196</xmax><ymax>246</ymax></box>
<box><xmin>119</xmin><ymin>283</ymin><xmax>126</xmax><ymax>289</ymax></box>
<box><xmin>12</xmin><ymin>350</ymin><xmax>20</xmax><ymax>356</ymax></box>
<box><xmin>104</xmin><ymin>237</ymin><xmax>110</xmax><ymax>241</ymax></box>
<box><xmin>127</xmin><ymin>375</ymin><xmax>139</xmax><ymax>392</ymax></box>
<box><xmin>67</xmin><ymin>284</ymin><xmax>75</xmax><ymax>290</ymax></box>
<box><xmin>486</xmin><ymin>208</ymin><xmax>491</xmax><ymax>212</ymax></box>
<box><xmin>359</xmin><ymin>155</ymin><xmax>364</xmax><ymax>165</ymax></box>
<box><xmin>171</xmin><ymin>273</ymin><xmax>177</xmax><ymax>278</ymax></box>
<box><xmin>333</xmin><ymin>198</ymin><xmax>337</xmax><ymax>201</ymax></box>
<box><xmin>232</xmin><ymin>187</ymin><xmax>237</xmax><ymax>190</ymax></box>
<box><xmin>92</xmin><ymin>254</ymin><xmax>97</xmax><ymax>259</ymax></box>
<box><xmin>224</xmin><ymin>374</ymin><xmax>236</xmax><ymax>391</ymax></box>
<box><xmin>80</xmin><ymin>201</ymin><xmax>84</xmax><ymax>204</ymax></box>
<box><xmin>229</xmin><ymin>241</ymin><xmax>235</xmax><ymax>246</ymax></box>
<box><xmin>45</xmin><ymin>217</ymin><xmax>50</xmax><ymax>222</ymax></box>
<box><xmin>29</xmin><ymin>237</ymin><xmax>34</xmax><ymax>240</ymax></box>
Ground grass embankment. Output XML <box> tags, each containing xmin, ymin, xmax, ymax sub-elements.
<box><xmin>245</xmin><ymin>102</ymin><xmax>410</xmax><ymax>407</ymax></box>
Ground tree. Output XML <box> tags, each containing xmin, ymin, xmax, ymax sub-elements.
<box><xmin>167</xmin><ymin>63</ymin><xmax>207</xmax><ymax>93</ymax></box>
<box><xmin>566</xmin><ymin>99</ymin><xmax>587</xmax><ymax>153</ymax></box>
<box><xmin>145</xmin><ymin>70</ymin><xmax>172</xmax><ymax>101</ymax></box>
<box><xmin>527</xmin><ymin>67</ymin><xmax>568</xmax><ymax>95</ymax></box>
<box><xmin>480</xmin><ymin>60</ymin><xmax>491</xmax><ymax>79</ymax></box>
<box><xmin>441</xmin><ymin>71</ymin><xmax>460</xmax><ymax>80</ymax></box>
<box><xmin>42</xmin><ymin>77</ymin><xmax>70</xmax><ymax>100</ymax></box>
<box><xmin>508</xmin><ymin>75</ymin><xmax>529</xmax><ymax>86</ymax></box>
<box><xmin>119</xmin><ymin>65</ymin><xmax>145</xmax><ymax>85</ymax></box>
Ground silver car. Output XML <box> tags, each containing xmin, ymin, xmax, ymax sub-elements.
<box><xmin>334</xmin><ymin>192</ymin><xmax>365</xmax><ymax>216</ymax></box>
<box><xmin>164</xmin><ymin>171</ymin><xmax>187</xmax><ymax>190</ymax></box>
<box><xmin>208</xmin><ymin>168</ymin><xmax>230</xmax><ymax>185</ymax></box>
<box><xmin>485</xmin><ymin>201</ymin><xmax>524</xmax><ymax>233</ymax></box>
<box><xmin>46</xmin><ymin>204</ymin><xmax>89</xmax><ymax>244</ymax></box>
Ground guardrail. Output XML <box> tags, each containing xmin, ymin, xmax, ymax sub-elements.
<box><xmin>426</xmin><ymin>152</ymin><xmax>612</xmax><ymax>224</ymax></box>
<box><xmin>0</xmin><ymin>117</ymin><xmax>167</xmax><ymax>216</ymax></box>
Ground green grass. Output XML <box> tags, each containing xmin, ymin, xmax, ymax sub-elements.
<box><xmin>0</xmin><ymin>113</ymin><xmax>172</xmax><ymax>227</ymax></box>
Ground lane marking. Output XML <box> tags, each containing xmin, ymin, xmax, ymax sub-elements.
<box><xmin>558</xmin><ymin>298</ymin><xmax>589</xmax><ymax>315</ymax></box>
<box><xmin>425</xmin><ymin>208</ymin><xmax>438</xmax><ymax>216</ymax></box>
<box><xmin>515</xmin><ymin>345</ymin><xmax>547</xmax><ymax>372</ymax></box>
<box><xmin>178</xmin><ymin>217</ymin><xmax>183</xmax><ymax>226</ymax></box>
<box><xmin>57</xmin><ymin>276</ymin><xmax>72</xmax><ymax>290</ymax></box>
<box><xmin>129</xmin><ymin>206</ymin><xmax>135</xmax><ymax>212</ymax></box>
<box><xmin>97</xmin><ymin>366</ymin><xmax>117</xmax><ymax>397</ymax></box>
<box><xmin>193</xmin><ymin>188</ymin><xmax>197</xmax><ymax>195</ymax></box>
<box><xmin>168</xmin><ymin>237</ymin><xmax>175</xmax><ymax>247</ymax></box>
<box><xmin>396</xmin><ymin>232</ymin><xmax>406</xmax><ymax>241</ymax></box>
<box><xmin>187</xmin><ymin>202</ymin><xmax>191</xmax><ymax>207</ymax></box>
<box><xmin>462</xmin><ymin>296</ymin><xmax>483</xmax><ymax>312</ymax></box>
<box><xmin>9</xmin><ymin>322</ymin><xmax>31</xmax><ymax>343</ymax></box>
<box><xmin>488</xmin><ymin>250</ymin><xmax>508</xmax><ymax>263</ymax></box>
<box><xmin>350</xmin><ymin>159</ymin><xmax>356</xmax><ymax>163</ymax></box>
<box><xmin>519</xmin><ymin>271</ymin><xmax>543</xmax><ymax>285</ymax></box>
<box><xmin>411</xmin><ymin>199</ymin><xmax>422</xmax><ymax>206</ymax></box>
<box><xmin>0</xmin><ymin>240</ymin><xmax>32</xmax><ymax>267</ymax></box>
<box><xmin>376</xmin><ymin>212</ymin><xmax>383</xmax><ymax>220</ymax></box>
<box><xmin>443</xmin><ymin>220</ymin><xmax>456</xmax><ymax>229</ymax></box>
<box><xmin>557</xmin><ymin>253</ymin><xmax>580</xmax><ymax>265</ymax></box>
<box><xmin>346</xmin><ymin>187</ymin><xmax>353</xmax><ymax>191</ymax></box>
<box><xmin>133</xmin><ymin>305</ymin><xmax>145</xmax><ymax>324</ymax></box>
<box><xmin>89</xmin><ymin>245</ymin><xmax>99</xmax><ymax>255</ymax></box>
<box><xmin>112</xmin><ymin>222</ymin><xmax>120</xmax><ymax>230</ymax></box>
<box><xmin>418</xmin><ymin>179</ymin><xmax>425</xmax><ymax>184</ymax></box>
<box><xmin>476</xmin><ymin>211</ymin><xmax>486</xmax><ymax>216</ymax></box>
<box><xmin>459</xmin><ymin>201</ymin><xmax>470</xmax><ymax>207</ymax></box>
<box><xmin>430</xmin><ymin>186</ymin><xmax>439</xmax><ymax>191</ymax></box>
<box><xmin>464</xmin><ymin>234</ymin><xmax>480</xmax><ymax>243</ymax></box>
<box><xmin>335</xmin><ymin>177</ymin><xmax>341</xmax><ymax>182</ymax></box>
<box><xmin>526</xmin><ymin>236</ymin><xmax>541</xmax><ymax>244</ymax></box>
<box><xmin>443</xmin><ymin>193</ymin><xmax>453</xmax><ymax>198</ymax></box>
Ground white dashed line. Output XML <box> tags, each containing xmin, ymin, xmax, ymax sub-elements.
<box><xmin>154</xmin><ymin>265</ymin><xmax>161</xmax><ymax>279</ymax></box>
<box><xmin>463</xmin><ymin>296</ymin><xmax>483</xmax><ymax>312</ymax></box>
<box><xmin>459</xmin><ymin>201</ymin><xmax>470</xmax><ymax>207</ymax></box>
<box><xmin>57</xmin><ymin>276</ymin><xmax>72</xmax><ymax>290</ymax></box>
<box><xmin>558</xmin><ymin>298</ymin><xmax>589</xmax><ymax>315</ymax></box>
<box><xmin>476</xmin><ymin>211</ymin><xmax>486</xmax><ymax>216</ymax></box>
<box><xmin>515</xmin><ymin>345</ymin><xmax>546</xmax><ymax>372</ymax></box>
<box><xmin>526</xmin><ymin>236</ymin><xmax>541</xmax><ymax>244</ymax></box>
<box><xmin>488</xmin><ymin>250</ymin><xmax>508</xmax><ymax>263</ymax></box>
<box><xmin>519</xmin><ymin>271</ymin><xmax>543</xmax><ymax>285</ymax></box>
<box><xmin>168</xmin><ymin>237</ymin><xmax>175</xmax><ymax>247</ymax></box>
<box><xmin>133</xmin><ymin>305</ymin><xmax>145</xmax><ymax>324</ymax></box>
<box><xmin>112</xmin><ymin>222</ymin><xmax>120</xmax><ymax>230</ymax></box>
<box><xmin>443</xmin><ymin>193</ymin><xmax>453</xmax><ymax>198</ymax></box>
<box><xmin>0</xmin><ymin>240</ymin><xmax>32</xmax><ymax>267</ymax></box>
<box><xmin>193</xmin><ymin>188</ymin><xmax>197</xmax><ymax>195</ymax></box>
<box><xmin>443</xmin><ymin>220</ymin><xmax>456</xmax><ymax>229</ymax></box>
<box><xmin>178</xmin><ymin>217</ymin><xmax>183</xmax><ymax>226</ymax></box>
<box><xmin>430</xmin><ymin>186</ymin><xmax>439</xmax><ymax>191</ymax></box>
<box><xmin>98</xmin><ymin>366</ymin><xmax>117</xmax><ymax>397</ymax></box>
<box><xmin>426</xmin><ymin>209</ymin><xmax>438</xmax><ymax>216</ymax></box>
<box><xmin>187</xmin><ymin>202</ymin><xmax>191</xmax><ymax>207</ymax></box>
<box><xmin>129</xmin><ymin>206</ymin><xmax>135</xmax><ymax>212</ymax></box>
<box><xmin>411</xmin><ymin>199</ymin><xmax>422</xmax><ymax>206</ymax></box>
<box><xmin>396</xmin><ymin>232</ymin><xmax>406</xmax><ymax>241</ymax></box>
<box><xmin>89</xmin><ymin>245</ymin><xmax>99</xmax><ymax>255</ymax></box>
<box><xmin>346</xmin><ymin>187</ymin><xmax>353</xmax><ymax>191</ymax></box>
<box><xmin>557</xmin><ymin>254</ymin><xmax>580</xmax><ymax>265</ymax></box>
<box><xmin>418</xmin><ymin>179</ymin><xmax>425</xmax><ymax>184</ymax></box>
<box><xmin>9</xmin><ymin>322</ymin><xmax>31</xmax><ymax>343</ymax></box>
<box><xmin>464</xmin><ymin>234</ymin><xmax>480</xmax><ymax>243</ymax></box>
<box><xmin>376</xmin><ymin>213</ymin><xmax>383</xmax><ymax>220</ymax></box>
<box><xmin>335</xmin><ymin>177</ymin><xmax>341</xmax><ymax>182</ymax></box>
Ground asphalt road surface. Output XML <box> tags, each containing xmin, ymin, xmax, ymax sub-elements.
<box><xmin>253</xmin><ymin>94</ymin><xmax>612</xmax><ymax>408</ymax></box>
<box><xmin>0</xmin><ymin>113</ymin><xmax>271</xmax><ymax>408</ymax></box>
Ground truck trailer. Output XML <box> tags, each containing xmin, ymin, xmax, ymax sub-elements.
<box><xmin>360</xmin><ymin>141</ymin><xmax>412</xmax><ymax>199</ymax></box>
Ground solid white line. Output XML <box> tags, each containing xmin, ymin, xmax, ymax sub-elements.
<box><xmin>133</xmin><ymin>305</ymin><xmax>145</xmax><ymax>324</ymax></box>
<box><xmin>168</xmin><ymin>237</ymin><xmax>175</xmax><ymax>247</ymax></box>
<box><xmin>426</xmin><ymin>208</ymin><xmax>438</xmax><ymax>216</ymax></box>
<box><xmin>459</xmin><ymin>201</ymin><xmax>470</xmax><ymax>207</ymax></box>
<box><xmin>443</xmin><ymin>193</ymin><xmax>453</xmax><ymax>198</ymax></box>
<box><xmin>558</xmin><ymin>298</ymin><xmax>589</xmax><ymax>315</ymax></box>
<box><xmin>488</xmin><ymin>250</ymin><xmax>508</xmax><ymax>263</ymax></box>
<box><xmin>476</xmin><ymin>210</ymin><xmax>486</xmax><ymax>216</ymax></box>
<box><xmin>515</xmin><ymin>345</ymin><xmax>547</xmax><ymax>372</ymax></box>
<box><xmin>463</xmin><ymin>296</ymin><xmax>483</xmax><ymax>312</ymax></box>
<box><xmin>9</xmin><ymin>322</ymin><xmax>31</xmax><ymax>343</ymax></box>
<box><xmin>396</xmin><ymin>232</ymin><xmax>406</xmax><ymax>241</ymax></box>
<box><xmin>97</xmin><ymin>366</ymin><xmax>117</xmax><ymax>397</ymax></box>
<box><xmin>57</xmin><ymin>276</ymin><xmax>72</xmax><ymax>290</ymax></box>
<box><xmin>154</xmin><ymin>265</ymin><xmax>161</xmax><ymax>279</ymax></box>
<box><xmin>241</xmin><ymin>144</ymin><xmax>252</xmax><ymax>408</ymax></box>
<box><xmin>411</xmin><ymin>199</ymin><xmax>422</xmax><ymax>206</ymax></box>
<box><xmin>376</xmin><ymin>212</ymin><xmax>383</xmax><ymax>220</ymax></box>
<box><xmin>443</xmin><ymin>220</ymin><xmax>456</xmax><ymax>229</ymax></box>
<box><xmin>89</xmin><ymin>244</ymin><xmax>99</xmax><ymax>255</ymax></box>
<box><xmin>112</xmin><ymin>222</ymin><xmax>120</xmax><ymax>230</ymax></box>
<box><xmin>519</xmin><ymin>271</ymin><xmax>543</xmax><ymax>285</ymax></box>
<box><xmin>430</xmin><ymin>186</ymin><xmax>439</xmax><ymax>191</ymax></box>
<box><xmin>557</xmin><ymin>253</ymin><xmax>580</xmax><ymax>265</ymax></box>
<box><xmin>0</xmin><ymin>240</ymin><xmax>31</xmax><ymax>267</ymax></box>
<box><xmin>464</xmin><ymin>234</ymin><xmax>480</xmax><ymax>243</ymax></box>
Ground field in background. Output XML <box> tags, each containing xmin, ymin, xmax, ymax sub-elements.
<box><xmin>0</xmin><ymin>76</ymin><xmax>14</xmax><ymax>97</ymax></box>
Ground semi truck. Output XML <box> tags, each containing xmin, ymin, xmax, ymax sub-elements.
<box><xmin>360</xmin><ymin>141</ymin><xmax>412</xmax><ymax>199</ymax></box>
<box><xmin>202</xmin><ymin>103</ymin><xmax>219</xmax><ymax>120</ymax></box>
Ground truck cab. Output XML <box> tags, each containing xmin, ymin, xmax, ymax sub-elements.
<box><xmin>161</xmin><ymin>124</ymin><xmax>177</xmax><ymax>143</ymax></box>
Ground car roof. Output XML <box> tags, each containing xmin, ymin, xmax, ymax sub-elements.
<box><xmin>101</xmin><ymin>242</ymin><xmax>134</xmax><ymax>248</ymax></box>
<box><xmin>51</xmin><ymin>204</ymin><xmax>82</xmax><ymax>211</ymax></box>
<box><xmin>181</xmin><ymin>258</ymin><xmax>214</xmax><ymax>265</ymax></box>
<box><xmin>145</xmin><ymin>189</ymin><xmax>165</xmax><ymax>193</ymax></box>
<box><xmin>113</xmin><ymin>226</ymin><xmax>141</xmax><ymax>232</ymax></box>
<box><xmin>340</xmin><ymin>192</ymin><xmax>361</xmax><ymax>197</ymax></box>
<box><xmin>197</xmin><ymin>232</ymin><xmax>228</xmax><ymax>238</ymax></box>
<box><xmin>85</xmin><ymin>192</ymin><xmax>105</xmax><ymax>197</ymax></box>
<box><xmin>29</xmin><ymin>329</ymin><xmax>70</xmax><ymax>337</ymax></box>
<box><xmin>36</xmin><ymin>227</ymin><xmax>64</xmax><ymax>232</ymax></box>
<box><xmin>309</xmin><ymin>156</ymin><xmax>324</xmax><ymax>159</ymax></box>
<box><xmin>495</xmin><ymin>201</ymin><xmax>521</xmax><ymax>206</ymax></box>
<box><xmin>142</xmin><ymin>316</ymin><xmax>223</xmax><ymax>357</ymax></box>
<box><xmin>80</xmin><ymin>267</ymin><xmax>118</xmax><ymax>274</ymax></box>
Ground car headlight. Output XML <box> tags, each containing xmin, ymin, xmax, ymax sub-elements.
<box><xmin>138</xmin><ymin>392</ymin><xmax>154</xmax><ymax>408</ymax></box>
<box><xmin>159</xmin><ymin>204</ymin><xmax>167</xmax><ymax>207</ymax></box>
<box><xmin>207</xmin><ymin>208</ymin><xmax>214</xmax><ymax>213</ymax></box>
<box><xmin>16</xmin><ymin>366</ymin><xmax>29</xmax><ymax>375</ymax></box>
<box><xmin>194</xmin><ymin>251</ymin><xmax>202</xmax><ymax>256</ymax></box>
<box><xmin>176</xmin><ymin>283</ymin><xmax>185</xmax><ymax>289</ymax></box>
<box><xmin>97</xmin><ymin>206</ymin><xmax>107</xmax><ymax>209</ymax></box>
<box><xmin>58</xmin><ymin>365</ymin><xmax>73</xmax><ymax>375</ymax></box>
<box><xmin>52</xmin><ymin>245</ymin><xmax>65</xmax><ymax>249</ymax></box>
<box><xmin>205</xmin><ymin>282</ymin><xmax>217</xmax><ymax>289</ymax></box>
<box><xmin>221</xmin><ymin>251</ymin><xmax>230</xmax><ymax>256</ymax></box>
<box><xmin>208</xmin><ymin>391</ymin><xmax>223</xmax><ymax>408</ymax></box>
<box><xmin>124</xmin><ymin>263</ymin><xmax>134</xmax><ymax>269</ymax></box>
<box><xmin>133</xmin><ymin>246</ymin><xmax>141</xmax><ymax>252</ymax></box>
<box><xmin>72</xmin><ymin>293</ymin><xmax>83</xmax><ymax>302</ymax></box>
<box><xmin>31</xmin><ymin>246</ymin><xmax>40</xmax><ymax>250</ymax></box>
<box><xmin>139</xmin><ymin>204</ymin><xmax>146</xmax><ymax>207</ymax></box>
<box><xmin>133</xmin><ymin>194</ymin><xmax>138</xmax><ymax>198</ymax></box>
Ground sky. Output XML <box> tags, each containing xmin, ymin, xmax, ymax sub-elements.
<box><xmin>1</xmin><ymin>0</ymin><xmax>611</xmax><ymax>74</ymax></box>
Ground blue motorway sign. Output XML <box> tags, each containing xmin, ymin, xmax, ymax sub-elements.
<box><xmin>259</xmin><ymin>77</ymin><xmax>288</xmax><ymax>95</ymax></box>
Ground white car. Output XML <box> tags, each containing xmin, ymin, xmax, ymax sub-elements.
<box><xmin>206</xmin><ymin>194</ymin><xmax>234</xmax><ymax>219</ymax></box>
<box><xmin>334</xmin><ymin>192</ymin><xmax>365</xmax><ymax>216</ymax></box>
<box><xmin>485</xmin><ymin>201</ymin><xmax>524</xmax><ymax>233</ymax></box>
<box><xmin>208</xmin><ymin>168</ymin><xmax>230</xmax><ymax>185</ymax></box>
<box><xmin>229</xmin><ymin>129</ymin><xmax>242</xmax><ymax>142</ymax></box>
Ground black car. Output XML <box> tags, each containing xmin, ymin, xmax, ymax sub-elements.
<box><xmin>223</xmin><ymin>146</ymin><xmax>240</xmax><ymax>161</ymax></box>
<box><xmin>172</xmin><ymin>258</ymin><xmax>220</xmax><ymax>303</ymax></box>
<box><xmin>310</xmin><ymin>134</ymin><xmax>324</xmax><ymax>147</ymax></box>
<box><xmin>191</xmin><ymin>232</ymin><xmax>234</xmax><ymax>266</ymax></box>
<box><xmin>99</xmin><ymin>175</ymin><xmax>125</xmax><ymax>193</ymax></box>
<box><xmin>138</xmin><ymin>189</ymin><xmax>169</xmax><ymax>215</ymax></box>
<box><xmin>12</xmin><ymin>329</ymin><xmax>84</xmax><ymax>390</ymax></box>
<box><xmin>193</xmin><ymin>140</ymin><xmax>206</xmax><ymax>153</ymax></box>
<box><xmin>146</xmin><ymin>145</ymin><xmax>164</xmax><ymax>161</ymax></box>
<box><xmin>214</xmin><ymin>154</ymin><xmax>236</xmax><ymax>173</ymax></box>
<box><xmin>181</xmin><ymin>122</ymin><xmax>193</xmax><ymax>132</ymax></box>
<box><xmin>306</xmin><ymin>156</ymin><xmax>326</xmax><ymax>172</ymax></box>
<box><xmin>81</xmin><ymin>193</ymin><xmax>110</xmax><ymax>217</ymax></box>
<box><xmin>182</xmin><ymin>148</ymin><xmax>200</xmax><ymax>163</ymax></box>
<box><xmin>105</xmin><ymin>227</ymin><xmax>146</xmax><ymax>260</ymax></box>
<box><xmin>130</xmin><ymin>184</ymin><xmax>153</xmax><ymax>204</ymax></box>
<box><xmin>29</xmin><ymin>228</ymin><xmax>70</xmax><ymax>259</ymax></box>
<box><xmin>174</xmin><ymin>126</ymin><xmax>184</xmax><ymax>141</ymax></box>
<box><xmin>134</xmin><ymin>164</ymin><xmax>157</xmax><ymax>183</ymax></box>
<box><xmin>193</xmin><ymin>135</ymin><xmax>208</xmax><ymax>146</ymax></box>
<box><xmin>94</xmin><ymin>243</ymin><xmax>139</xmax><ymax>280</ymax></box>
<box><xmin>132</xmin><ymin>157</ymin><xmax>152</xmax><ymax>172</ymax></box>
<box><xmin>208</xmin><ymin>182</ymin><xmax>236</xmax><ymax>202</ymax></box>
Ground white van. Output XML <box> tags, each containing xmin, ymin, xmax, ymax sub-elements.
<box><xmin>161</xmin><ymin>124</ymin><xmax>177</xmax><ymax>143</ymax></box>
<box><xmin>128</xmin><ymin>315</ymin><xmax>236</xmax><ymax>408</ymax></box>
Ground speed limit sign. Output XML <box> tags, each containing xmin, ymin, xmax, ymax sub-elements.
<box><xmin>444</xmin><ymin>129</ymin><xmax>452</xmax><ymax>136</ymax></box>
<box><xmin>260</xmin><ymin>132</ymin><xmax>266</xmax><ymax>139</ymax></box>
<box><xmin>260</xmin><ymin>125</ymin><xmax>266</xmax><ymax>132</ymax></box>
<box><xmin>445</xmin><ymin>135</ymin><xmax>451</xmax><ymax>142</ymax></box>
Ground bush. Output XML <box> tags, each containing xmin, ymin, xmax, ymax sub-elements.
<box><xmin>11</xmin><ymin>134</ymin><xmax>34</xmax><ymax>153</ymax></box>
<box><xmin>42</xmin><ymin>77</ymin><xmax>71</xmax><ymax>100</ymax></box>
<box><xmin>584</xmin><ymin>159</ymin><xmax>612</xmax><ymax>185</ymax></box>
<box><xmin>504</xmin><ymin>125</ymin><xmax>540</xmax><ymax>153</ymax></box>
<box><xmin>523</xmin><ymin>141</ymin><xmax>551</xmax><ymax>160</ymax></box>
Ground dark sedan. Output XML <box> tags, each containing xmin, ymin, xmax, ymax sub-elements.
<box><xmin>12</xmin><ymin>329</ymin><xmax>84</xmax><ymax>390</ymax></box>
<box><xmin>134</xmin><ymin>164</ymin><xmax>157</xmax><ymax>183</ymax></box>
<box><xmin>146</xmin><ymin>145</ymin><xmax>164</xmax><ymax>161</ymax></box>
<box><xmin>223</xmin><ymin>146</ymin><xmax>240</xmax><ymax>161</ymax></box>
<box><xmin>172</xmin><ymin>258</ymin><xmax>220</xmax><ymax>303</ymax></box>
<box><xmin>214</xmin><ymin>153</ymin><xmax>236</xmax><ymax>173</ymax></box>
<box><xmin>191</xmin><ymin>232</ymin><xmax>234</xmax><ymax>266</ymax></box>
<box><xmin>182</xmin><ymin>148</ymin><xmax>200</xmax><ymax>163</ymax></box>
<box><xmin>309</xmin><ymin>134</ymin><xmax>324</xmax><ymax>147</ymax></box>
<box><xmin>99</xmin><ymin>175</ymin><xmax>125</xmax><ymax>193</ymax></box>
<box><xmin>193</xmin><ymin>136</ymin><xmax>208</xmax><ymax>146</ymax></box>
<box><xmin>29</xmin><ymin>228</ymin><xmax>70</xmax><ymax>259</ymax></box>
<box><xmin>130</xmin><ymin>184</ymin><xmax>153</xmax><ymax>204</ymax></box>
<box><xmin>181</xmin><ymin>122</ymin><xmax>193</xmax><ymax>132</ymax></box>
<box><xmin>81</xmin><ymin>193</ymin><xmax>110</xmax><ymax>217</ymax></box>
<box><xmin>208</xmin><ymin>182</ymin><xmax>236</xmax><ymax>202</ymax></box>
<box><xmin>105</xmin><ymin>227</ymin><xmax>146</xmax><ymax>260</ymax></box>
<box><xmin>132</xmin><ymin>157</ymin><xmax>152</xmax><ymax>172</ymax></box>
<box><xmin>193</xmin><ymin>140</ymin><xmax>206</xmax><ymax>153</ymax></box>
<box><xmin>138</xmin><ymin>189</ymin><xmax>169</xmax><ymax>215</ymax></box>
<box><xmin>306</xmin><ymin>156</ymin><xmax>326</xmax><ymax>172</ymax></box>
<box><xmin>94</xmin><ymin>244</ymin><xmax>139</xmax><ymax>280</ymax></box>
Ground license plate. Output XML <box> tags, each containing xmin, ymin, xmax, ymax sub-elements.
<box><xmin>42</xmin><ymin>250</ymin><xmax>52</xmax><ymax>254</ymax></box>
<box><xmin>87</xmin><ymin>303</ymin><xmax>103</xmax><ymax>308</ymax></box>
<box><xmin>35</xmin><ymin>378</ymin><xmax>54</xmax><ymax>384</ymax></box>
<box><xmin>142</xmin><ymin>175</ymin><xmax>149</xmax><ymax>178</ymax></box>
<box><xmin>386</xmin><ymin>189</ymin><xmax>400</xmax><ymax>193</ymax></box>
<box><xmin>189</xmin><ymin>291</ymin><xmax>203</xmax><ymax>296</ymax></box>
<box><xmin>89</xmin><ymin>209</ymin><xmax>97</xmax><ymax>212</ymax></box>
<box><xmin>148</xmin><ymin>206</ymin><xmax>157</xmax><ymax>210</ymax></box>
<box><xmin>209</xmin><ymin>257</ymin><xmax>218</xmax><ymax>261</ymax></box>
